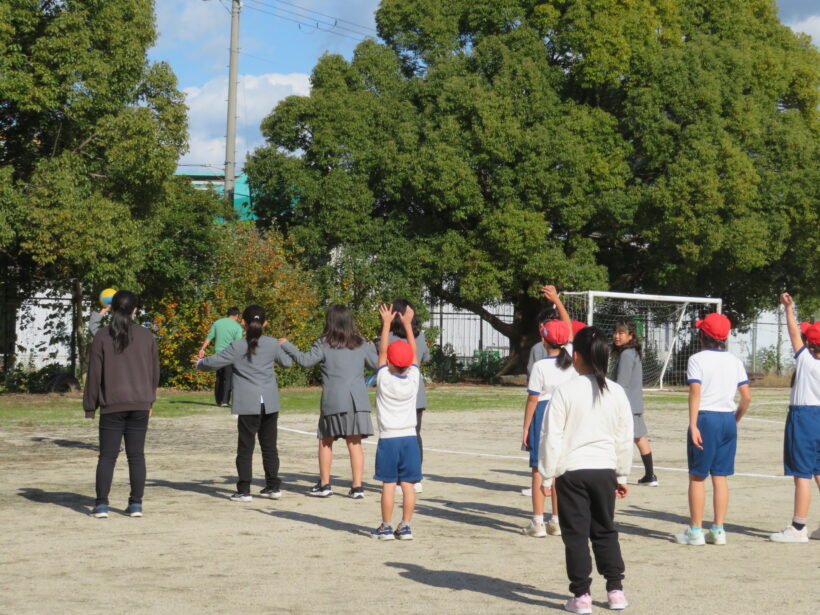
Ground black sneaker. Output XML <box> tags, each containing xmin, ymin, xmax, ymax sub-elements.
<box><xmin>637</xmin><ymin>474</ymin><xmax>659</xmax><ymax>487</ymax></box>
<box><xmin>259</xmin><ymin>487</ymin><xmax>282</xmax><ymax>499</ymax></box>
<box><xmin>349</xmin><ymin>486</ymin><xmax>365</xmax><ymax>499</ymax></box>
<box><xmin>308</xmin><ymin>483</ymin><xmax>332</xmax><ymax>497</ymax></box>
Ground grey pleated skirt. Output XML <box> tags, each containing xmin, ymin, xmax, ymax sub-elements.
<box><xmin>632</xmin><ymin>413</ymin><xmax>648</xmax><ymax>439</ymax></box>
<box><xmin>317</xmin><ymin>411</ymin><xmax>374</xmax><ymax>440</ymax></box>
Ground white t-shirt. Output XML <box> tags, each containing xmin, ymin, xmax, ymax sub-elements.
<box><xmin>687</xmin><ymin>350</ymin><xmax>749</xmax><ymax>412</ymax></box>
<box><xmin>538</xmin><ymin>376</ymin><xmax>634</xmax><ymax>484</ymax></box>
<box><xmin>375</xmin><ymin>364</ymin><xmax>419</xmax><ymax>438</ymax></box>
<box><xmin>527</xmin><ymin>344</ymin><xmax>578</xmax><ymax>401</ymax></box>
<box><xmin>791</xmin><ymin>346</ymin><xmax>820</xmax><ymax>406</ymax></box>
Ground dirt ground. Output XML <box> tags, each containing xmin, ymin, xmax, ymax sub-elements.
<box><xmin>1</xmin><ymin>390</ymin><xmax>817</xmax><ymax>615</ymax></box>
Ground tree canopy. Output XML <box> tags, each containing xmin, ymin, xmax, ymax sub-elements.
<box><xmin>248</xmin><ymin>0</ymin><xmax>820</xmax><ymax>371</ymax></box>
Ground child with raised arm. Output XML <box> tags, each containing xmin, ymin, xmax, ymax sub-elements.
<box><xmin>371</xmin><ymin>303</ymin><xmax>422</xmax><ymax>540</ymax></box>
<box><xmin>769</xmin><ymin>293</ymin><xmax>820</xmax><ymax>543</ymax></box>
<box><xmin>675</xmin><ymin>313</ymin><xmax>751</xmax><ymax>546</ymax></box>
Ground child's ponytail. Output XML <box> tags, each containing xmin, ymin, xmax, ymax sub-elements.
<box><xmin>573</xmin><ymin>326</ymin><xmax>610</xmax><ymax>393</ymax></box>
<box><xmin>242</xmin><ymin>305</ymin><xmax>266</xmax><ymax>360</ymax></box>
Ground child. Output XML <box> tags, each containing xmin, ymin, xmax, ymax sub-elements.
<box><xmin>280</xmin><ymin>305</ymin><xmax>378</xmax><ymax>498</ymax></box>
<box><xmin>611</xmin><ymin>319</ymin><xmax>658</xmax><ymax>486</ymax></box>
<box><xmin>371</xmin><ymin>303</ymin><xmax>422</xmax><ymax>540</ymax></box>
<box><xmin>675</xmin><ymin>313</ymin><xmax>751</xmax><ymax>546</ymax></box>
<box><xmin>84</xmin><ymin>290</ymin><xmax>159</xmax><ymax>518</ymax></box>
<box><xmin>196</xmin><ymin>305</ymin><xmax>292</xmax><ymax>501</ymax></box>
<box><xmin>538</xmin><ymin>326</ymin><xmax>633</xmax><ymax>613</ymax></box>
<box><xmin>388</xmin><ymin>299</ymin><xmax>430</xmax><ymax>493</ymax></box>
<box><xmin>769</xmin><ymin>293</ymin><xmax>820</xmax><ymax>543</ymax></box>
<box><xmin>522</xmin><ymin>285</ymin><xmax>576</xmax><ymax>538</ymax></box>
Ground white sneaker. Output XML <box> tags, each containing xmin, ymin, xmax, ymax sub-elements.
<box><xmin>674</xmin><ymin>527</ymin><xmax>705</xmax><ymax>545</ymax></box>
<box><xmin>522</xmin><ymin>520</ymin><xmax>547</xmax><ymax>537</ymax></box>
<box><xmin>521</xmin><ymin>487</ymin><xmax>532</xmax><ymax>496</ymax></box>
<box><xmin>414</xmin><ymin>481</ymin><xmax>423</xmax><ymax>493</ymax></box>
<box><xmin>770</xmin><ymin>525</ymin><xmax>809</xmax><ymax>543</ymax></box>
<box><xmin>547</xmin><ymin>517</ymin><xmax>562</xmax><ymax>536</ymax></box>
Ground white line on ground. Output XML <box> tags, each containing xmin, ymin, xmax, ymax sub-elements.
<box><xmin>279</xmin><ymin>427</ymin><xmax>790</xmax><ymax>480</ymax></box>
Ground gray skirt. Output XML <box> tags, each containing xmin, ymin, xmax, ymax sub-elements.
<box><xmin>317</xmin><ymin>411</ymin><xmax>374</xmax><ymax>440</ymax></box>
<box><xmin>632</xmin><ymin>413</ymin><xmax>648</xmax><ymax>439</ymax></box>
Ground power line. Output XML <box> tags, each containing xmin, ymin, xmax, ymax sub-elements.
<box><xmin>243</xmin><ymin>0</ymin><xmax>370</xmax><ymax>42</ymax></box>
<box><xmin>251</xmin><ymin>0</ymin><xmax>378</xmax><ymax>35</ymax></box>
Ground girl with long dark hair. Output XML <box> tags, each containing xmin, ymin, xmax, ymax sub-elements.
<box><xmin>84</xmin><ymin>290</ymin><xmax>159</xmax><ymax>518</ymax></box>
<box><xmin>280</xmin><ymin>305</ymin><xmax>378</xmax><ymax>498</ymax></box>
<box><xmin>196</xmin><ymin>305</ymin><xmax>292</xmax><ymax>501</ymax></box>
<box><xmin>538</xmin><ymin>326</ymin><xmax>634</xmax><ymax>612</ymax></box>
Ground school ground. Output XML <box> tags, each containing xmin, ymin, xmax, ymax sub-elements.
<box><xmin>0</xmin><ymin>386</ymin><xmax>816</xmax><ymax>615</ymax></box>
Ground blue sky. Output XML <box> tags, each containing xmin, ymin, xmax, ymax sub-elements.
<box><xmin>148</xmin><ymin>0</ymin><xmax>820</xmax><ymax>172</ymax></box>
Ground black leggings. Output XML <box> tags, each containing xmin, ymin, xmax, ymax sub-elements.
<box><xmin>95</xmin><ymin>411</ymin><xmax>149</xmax><ymax>506</ymax></box>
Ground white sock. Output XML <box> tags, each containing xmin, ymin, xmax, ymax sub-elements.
<box><xmin>551</xmin><ymin>515</ymin><xmax>559</xmax><ymax>523</ymax></box>
<box><xmin>533</xmin><ymin>515</ymin><xmax>544</xmax><ymax>524</ymax></box>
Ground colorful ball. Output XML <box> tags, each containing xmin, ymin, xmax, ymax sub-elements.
<box><xmin>99</xmin><ymin>288</ymin><xmax>117</xmax><ymax>307</ymax></box>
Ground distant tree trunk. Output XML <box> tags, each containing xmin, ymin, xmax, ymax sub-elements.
<box><xmin>0</xmin><ymin>275</ymin><xmax>21</xmax><ymax>372</ymax></box>
<box><xmin>70</xmin><ymin>279</ymin><xmax>87</xmax><ymax>379</ymax></box>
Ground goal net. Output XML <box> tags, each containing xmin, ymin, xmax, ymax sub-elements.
<box><xmin>560</xmin><ymin>291</ymin><xmax>723</xmax><ymax>389</ymax></box>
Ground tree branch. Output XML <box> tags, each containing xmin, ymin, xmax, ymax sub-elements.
<box><xmin>432</xmin><ymin>286</ymin><xmax>517</xmax><ymax>339</ymax></box>
<box><xmin>72</xmin><ymin>133</ymin><xmax>99</xmax><ymax>154</ymax></box>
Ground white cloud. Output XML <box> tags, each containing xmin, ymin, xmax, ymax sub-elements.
<box><xmin>788</xmin><ymin>15</ymin><xmax>820</xmax><ymax>46</ymax></box>
<box><xmin>180</xmin><ymin>72</ymin><xmax>311</xmax><ymax>168</ymax></box>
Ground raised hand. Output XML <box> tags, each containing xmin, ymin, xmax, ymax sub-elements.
<box><xmin>379</xmin><ymin>303</ymin><xmax>395</xmax><ymax>324</ymax></box>
<box><xmin>400</xmin><ymin>304</ymin><xmax>415</xmax><ymax>324</ymax></box>
<box><xmin>541</xmin><ymin>285</ymin><xmax>559</xmax><ymax>304</ymax></box>
<box><xmin>779</xmin><ymin>293</ymin><xmax>793</xmax><ymax>307</ymax></box>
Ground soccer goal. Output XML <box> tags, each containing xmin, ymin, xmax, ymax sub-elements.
<box><xmin>560</xmin><ymin>291</ymin><xmax>723</xmax><ymax>389</ymax></box>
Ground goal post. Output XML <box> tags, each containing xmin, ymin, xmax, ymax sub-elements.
<box><xmin>560</xmin><ymin>291</ymin><xmax>723</xmax><ymax>389</ymax></box>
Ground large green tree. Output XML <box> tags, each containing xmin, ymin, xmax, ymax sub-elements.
<box><xmin>246</xmin><ymin>0</ymin><xmax>820</xmax><ymax>372</ymax></box>
<box><xmin>0</xmin><ymin>0</ymin><xmax>228</xmax><ymax>373</ymax></box>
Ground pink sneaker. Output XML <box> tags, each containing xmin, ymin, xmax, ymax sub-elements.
<box><xmin>564</xmin><ymin>593</ymin><xmax>592</xmax><ymax>614</ymax></box>
<box><xmin>607</xmin><ymin>589</ymin><xmax>629</xmax><ymax>610</ymax></box>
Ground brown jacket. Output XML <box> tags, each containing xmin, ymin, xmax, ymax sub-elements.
<box><xmin>83</xmin><ymin>324</ymin><xmax>160</xmax><ymax>417</ymax></box>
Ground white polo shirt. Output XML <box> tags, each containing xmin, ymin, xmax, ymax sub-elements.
<box><xmin>791</xmin><ymin>347</ymin><xmax>820</xmax><ymax>406</ymax></box>
<box><xmin>687</xmin><ymin>349</ymin><xmax>749</xmax><ymax>412</ymax></box>
<box><xmin>375</xmin><ymin>364</ymin><xmax>419</xmax><ymax>438</ymax></box>
<box><xmin>527</xmin><ymin>344</ymin><xmax>577</xmax><ymax>401</ymax></box>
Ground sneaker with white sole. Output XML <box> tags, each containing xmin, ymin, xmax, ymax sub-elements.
<box><xmin>259</xmin><ymin>487</ymin><xmax>282</xmax><ymax>499</ymax></box>
<box><xmin>371</xmin><ymin>523</ymin><xmax>395</xmax><ymax>540</ymax></box>
<box><xmin>125</xmin><ymin>503</ymin><xmax>143</xmax><ymax>517</ymax></box>
<box><xmin>547</xmin><ymin>517</ymin><xmax>562</xmax><ymax>536</ymax></box>
<box><xmin>394</xmin><ymin>522</ymin><xmax>414</xmax><ymax>540</ymax></box>
<box><xmin>705</xmin><ymin>528</ymin><xmax>727</xmax><ymax>545</ymax></box>
<box><xmin>91</xmin><ymin>504</ymin><xmax>109</xmax><ymax>518</ymax></box>
<box><xmin>770</xmin><ymin>525</ymin><xmax>808</xmax><ymax>543</ymax></box>
<box><xmin>308</xmin><ymin>483</ymin><xmax>332</xmax><ymax>497</ymax></box>
<box><xmin>607</xmin><ymin>589</ymin><xmax>629</xmax><ymax>610</ymax></box>
<box><xmin>522</xmin><ymin>519</ymin><xmax>547</xmax><ymax>537</ymax></box>
<box><xmin>349</xmin><ymin>486</ymin><xmax>365</xmax><ymax>499</ymax></box>
<box><xmin>637</xmin><ymin>474</ymin><xmax>659</xmax><ymax>487</ymax></box>
<box><xmin>229</xmin><ymin>492</ymin><xmax>252</xmax><ymax>502</ymax></box>
<box><xmin>413</xmin><ymin>481</ymin><xmax>423</xmax><ymax>493</ymax></box>
<box><xmin>564</xmin><ymin>593</ymin><xmax>592</xmax><ymax>614</ymax></box>
<box><xmin>674</xmin><ymin>527</ymin><xmax>705</xmax><ymax>545</ymax></box>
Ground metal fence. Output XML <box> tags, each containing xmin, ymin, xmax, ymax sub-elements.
<box><xmin>424</xmin><ymin>303</ymin><xmax>514</xmax><ymax>361</ymax></box>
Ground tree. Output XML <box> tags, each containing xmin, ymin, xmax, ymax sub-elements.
<box><xmin>0</xmin><ymin>1</ymin><xmax>228</xmax><ymax>374</ymax></box>
<box><xmin>246</xmin><ymin>0</ymin><xmax>820</xmax><ymax>373</ymax></box>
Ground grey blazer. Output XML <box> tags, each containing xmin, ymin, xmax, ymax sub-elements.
<box><xmin>281</xmin><ymin>339</ymin><xmax>378</xmax><ymax>415</ymax></box>
<box><xmin>388</xmin><ymin>330</ymin><xmax>430</xmax><ymax>409</ymax></box>
<box><xmin>527</xmin><ymin>341</ymin><xmax>548</xmax><ymax>375</ymax></box>
<box><xmin>196</xmin><ymin>336</ymin><xmax>292</xmax><ymax>415</ymax></box>
<box><xmin>88</xmin><ymin>311</ymin><xmax>106</xmax><ymax>336</ymax></box>
<box><xmin>613</xmin><ymin>347</ymin><xmax>644</xmax><ymax>414</ymax></box>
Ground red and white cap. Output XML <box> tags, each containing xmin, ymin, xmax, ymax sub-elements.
<box><xmin>540</xmin><ymin>320</ymin><xmax>570</xmax><ymax>346</ymax></box>
<box><xmin>695</xmin><ymin>313</ymin><xmax>731</xmax><ymax>341</ymax></box>
<box><xmin>800</xmin><ymin>321</ymin><xmax>820</xmax><ymax>346</ymax></box>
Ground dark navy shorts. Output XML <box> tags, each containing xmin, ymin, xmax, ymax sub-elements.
<box><xmin>687</xmin><ymin>411</ymin><xmax>737</xmax><ymax>477</ymax></box>
<box><xmin>527</xmin><ymin>400</ymin><xmax>549</xmax><ymax>468</ymax></box>
<box><xmin>784</xmin><ymin>405</ymin><xmax>820</xmax><ymax>478</ymax></box>
<box><xmin>374</xmin><ymin>435</ymin><xmax>422</xmax><ymax>483</ymax></box>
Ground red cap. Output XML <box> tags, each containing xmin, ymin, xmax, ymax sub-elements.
<box><xmin>801</xmin><ymin>322</ymin><xmax>820</xmax><ymax>345</ymax></box>
<box><xmin>695</xmin><ymin>313</ymin><xmax>731</xmax><ymax>341</ymax></box>
<box><xmin>387</xmin><ymin>340</ymin><xmax>414</xmax><ymax>367</ymax></box>
<box><xmin>540</xmin><ymin>320</ymin><xmax>570</xmax><ymax>346</ymax></box>
<box><xmin>571</xmin><ymin>320</ymin><xmax>587</xmax><ymax>335</ymax></box>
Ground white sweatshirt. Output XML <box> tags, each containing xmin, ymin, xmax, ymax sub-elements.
<box><xmin>538</xmin><ymin>375</ymin><xmax>634</xmax><ymax>485</ymax></box>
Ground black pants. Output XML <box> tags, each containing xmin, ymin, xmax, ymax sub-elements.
<box><xmin>215</xmin><ymin>366</ymin><xmax>233</xmax><ymax>405</ymax></box>
<box><xmin>236</xmin><ymin>406</ymin><xmax>280</xmax><ymax>494</ymax></box>
<box><xmin>95</xmin><ymin>411</ymin><xmax>149</xmax><ymax>506</ymax></box>
<box><xmin>555</xmin><ymin>469</ymin><xmax>625</xmax><ymax>596</ymax></box>
<box><xmin>416</xmin><ymin>408</ymin><xmax>425</xmax><ymax>465</ymax></box>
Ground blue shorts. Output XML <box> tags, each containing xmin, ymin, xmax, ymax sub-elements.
<box><xmin>784</xmin><ymin>405</ymin><xmax>820</xmax><ymax>478</ymax></box>
<box><xmin>687</xmin><ymin>411</ymin><xmax>737</xmax><ymax>477</ymax></box>
<box><xmin>374</xmin><ymin>435</ymin><xmax>422</xmax><ymax>483</ymax></box>
<box><xmin>527</xmin><ymin>400</ymin><xmax>549</xmax><ymax>468</ymax></box>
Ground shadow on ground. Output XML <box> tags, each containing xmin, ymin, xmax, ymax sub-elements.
<box><xmin>30</xmin><ymin>437</ymin><xmax>97</xmax><ymax>450</ymax></box>
<box><xmin>263</xmin><ymin>509</ymin><xmax>370</xmax><ymax>537</ymax></box>
<box><xmin>619</xmin><ymin>505</ymin><xmax>771</xmax><ymax>539</ymax></box>
<box><xmin>18</xmin><ymin>488</ymin><xmax>94</xmax><ymax>514</ymax></box>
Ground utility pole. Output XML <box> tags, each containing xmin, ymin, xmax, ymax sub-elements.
<box><xmin>224</xmin><ymin>0</ymin><xmax>241</xmax><ymax>204</ymax></box>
